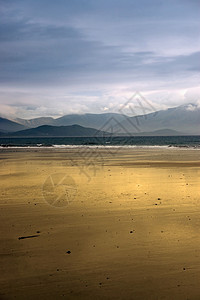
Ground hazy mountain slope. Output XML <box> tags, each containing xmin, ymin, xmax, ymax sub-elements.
<box><xmin>8</xmin><ymin>124</ymin><xmax>105</xmax><ymax>137</ymax></box>
<box><xmin>15</xmin><ymin>117</ymin><xmax>55</xmax><ymax>128</ymax></box>
<box><xmin>118</xmin><ymin>104</ymin><xmax>200</xmax><ymax>135</ymax></box>
<box><xmin>0</xmin><ymin>117</ymin><xmax>27</xmax><ymax>132</ymax></box>
<box><xmin>54</xmin><ymin>113</ymin><xmax>128</xmax><ymax>129</ymax></box>
<box><xmin>51</xmin><ymin>105</ymin><xmax>200</xmax><ymax>135</ymax></box>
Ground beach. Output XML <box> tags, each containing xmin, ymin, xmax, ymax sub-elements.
<box><xmin>0</xmin><ymin>147</ymin><xmax>200</xmax><ymax>299</ymax></box>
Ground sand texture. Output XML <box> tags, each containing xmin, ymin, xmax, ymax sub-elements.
<box><xmin>0</xmin><ymin>148</ymin><xmax>200</xmax><ymax>299</ymax></box>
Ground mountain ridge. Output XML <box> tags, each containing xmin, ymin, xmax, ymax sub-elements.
<box><xmin>1</xmin><ymin>103</ymin><xmax>200</xmax><ymax>135</ymax></box>
<box><xmin>4</xmin><ymin>124</ymin><xmax>106</xmax><ymax>137</ymax></box>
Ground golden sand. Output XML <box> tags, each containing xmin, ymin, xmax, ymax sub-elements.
<box><xmin>0</xmin><ymin>148</ymin><xmax>200</xmax><ymax>299</ymax></box>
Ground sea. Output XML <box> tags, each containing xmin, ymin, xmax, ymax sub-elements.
<box><xmin>0</xmin><ymin>136</ymin><xmax>200</xmax><ymax>149</ymax></box>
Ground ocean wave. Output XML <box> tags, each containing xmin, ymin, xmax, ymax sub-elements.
<box><xmin>1</xmin><ymin>144</ymin><xmax>200</xmax><ymax>150</ymax></box>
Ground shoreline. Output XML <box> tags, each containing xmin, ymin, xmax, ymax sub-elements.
<box><xmin>1</xmin><ymin>144</ymin><xmax>200</xmax><ymax>150</ymax></box>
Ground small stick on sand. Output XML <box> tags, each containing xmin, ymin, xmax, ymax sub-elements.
<box><xmin>18</xmin><ymin>235</ymin><xmax>40</xmax><ymax>240</ymax></box>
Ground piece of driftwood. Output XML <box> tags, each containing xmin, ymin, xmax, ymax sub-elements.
<box><xmin>18</xmin><ymin>235</ymin><xmax>40</xmax><ymax>240</ymax></box>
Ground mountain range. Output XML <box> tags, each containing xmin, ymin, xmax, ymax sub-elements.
<box><xmin>0</xmin><ymin>103</ymin><xmax>199</xmax><ymax>136</ymax></box>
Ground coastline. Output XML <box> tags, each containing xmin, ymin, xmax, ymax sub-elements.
<box><xmin>0</xmin><ymin>135</ymin><xmax>200</xmax><ymax>150</ymax></box>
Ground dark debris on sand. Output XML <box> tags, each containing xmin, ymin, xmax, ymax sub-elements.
<box><xmin>18</xmin><ymin>234</ymin><xmax>40</xmax><ymax>240</ymax></box>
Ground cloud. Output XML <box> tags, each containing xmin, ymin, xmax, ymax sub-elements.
<box><xmin>0</xmin><ymin>0</ymin><xmax>199</xmax><ymax>117</ymax></box>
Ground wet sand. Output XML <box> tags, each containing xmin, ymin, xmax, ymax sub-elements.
<box><xmin>0</xmin><ymin>147</ymin><xmax>200</xmax><ymax>299</ymax></box>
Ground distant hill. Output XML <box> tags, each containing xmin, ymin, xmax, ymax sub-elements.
<box><xmin>15</xmin><ymin>117</ymin><xmax>55</xmax><ymax>128</ymax></box>
<box><xmin>7</xmin><ymin>124</ymin><xmax>106</xmax><ymax>137</ymax></box>
<box><xmin>1</xmin><ymin>127</ymin><xmax>185</xmax><ymax>138</ymax></box>
<box><xmin>0</xmin><ymin>117</ymin><xmax>27</xmax><ymax>133</ymax></box>
<box><xmin>118</xmin><ymin>103</ymin><xmax>200</xmax><ymax>135</ymax></box>
<box><xmin>54</xmin><ymin>113</ymin><xmax>128</xmax><ymax>129</ymax></box>
<box><xmin>46</xmin><ymin>104</ymin><xmax>200</xmax><ymax>135</ymax></box>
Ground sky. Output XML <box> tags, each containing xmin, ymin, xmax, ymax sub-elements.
<box><xmin>0</xmin><ymin>0</ymin><xmax>200</xmax><ymax>119</ymax></box>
